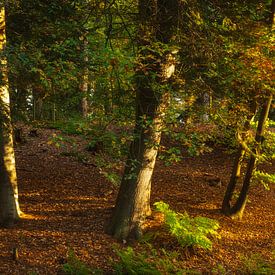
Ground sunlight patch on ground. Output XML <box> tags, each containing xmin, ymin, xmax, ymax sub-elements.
<box><xmin>64</xmin><ymin>196</ymin><xmax>103</xmax><ymax>201</ymax></box>
<box><xmin>191</xmin><ymin>203</ymin><xmax>219</xmax><ymax>210</ymax></box>
<box><xmin>20</xmin><ymin>212</ymin><xmax>45</xmax><ymax>220</ymax></box>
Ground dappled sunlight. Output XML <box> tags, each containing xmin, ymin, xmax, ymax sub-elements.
<box><xmin>63</xmin><ymin>196</ymin><xmax>107</xmax><ymax>202</ymax></box>
<box><xmin>190</xmin><ymin>203</ymin><xmax>220</xmax><ymax>210</ymax></box>
<box><xmin>19</xmin><ymin>212</ymin><xmax>44</xmax><ymax>221</ymax></box>
<box><xmin>0</xmin><ymin>0</ymin><xmax>274</xmax><ymax>273</ymax></box>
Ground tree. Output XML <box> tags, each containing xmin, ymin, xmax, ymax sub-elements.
<box><xmin>107</xmin><ymin>0</ymin><xmax>179</xmax><ymax>240</ymax></box>
<box><xmin>222</xmin><ymin>0</ymin><xmax>274</xmax><ymax>219</ymax></box>
<box><xmin>0</xmin><ymin>5</ymin><xmax>21</xmax><ymax>226</ymax></box>
<box><xmin>79</xmin><ymin>34</ymin><xmax>89</xmax><ymax>118</ymax></box>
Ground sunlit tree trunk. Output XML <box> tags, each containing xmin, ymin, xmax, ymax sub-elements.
<box><xmin>107</xmin><ymin>0</ymin><xmax>178</xmax><ymax>241</ymax></box>
<box><xmin>0</xmin><ymin>6</ymin><xmax>21</xmax><ymax>226</ymax></box>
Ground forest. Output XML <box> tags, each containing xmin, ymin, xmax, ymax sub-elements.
<box><xmin>0</xmin><ymin>0</ymin><xmax>274</xmax><ymax>274</ymax></box>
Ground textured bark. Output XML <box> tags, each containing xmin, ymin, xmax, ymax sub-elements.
<box><xmin>107</xmin><ymin>0</ymin><xmax>178</xmax><ymax>240</ymax></box>
<box><xmin>107</xmin><ymin>93</ymin><xmax>170</xmax><ymax>240</ymax></box>
<box><xmin>0</xmin><ymin>6</ymin><xmax>21</xmax><ymax>226</ymax></box>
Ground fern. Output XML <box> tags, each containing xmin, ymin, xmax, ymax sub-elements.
<box><xmin>62</xmin><ymin>249</ymin><xmax>102</xmax><ymax>275</ymax></box>
<box><xmin>114</xmin><ymin>246</ymin><xmax>199</xmax><ymax>274</ymax></box>
<box><xmin>114</xmin><ymin>247</ymin><xmax>161</xmax><ymax>275</ymax></box>
<box><xmin>253</xmin><ymin>171</ymin><xmax>275</xmax><ymax>190</ymax></box>
<box><xmin>154</xmin><ymin>201</ymin><xmax>220</xmax><ymax>250</ymax></box>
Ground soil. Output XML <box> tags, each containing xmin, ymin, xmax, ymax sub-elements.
<box><xmin>0</xmin><ymin>124</ymin><xmax>274</xmax><ymax>274</ymax></box>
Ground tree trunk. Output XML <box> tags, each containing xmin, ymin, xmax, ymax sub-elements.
<box><xmin>221</xmin><ymin>146</ymin><xmax>245</xmax><ymax>214</ymax></box>
<box><xmin>107</xmin><ymin>0</ymin><xmax>178</xmax><ymax>241</ymax></box>
<box><xmin>222</xmin><ymin>95</ymin><xmax>272</xmax><ymax>219</ymax></box>
<box><xmin>80</xmin><ymin>35</ymin><xmax>89</xmax><ymax>118</ymax></box>
<box><xmin>0</xmin><ymin>6</ymin><xmax>21</xmax><ymax>226</ymax></box>
<box><xmin>228</xmin><ymin>95</ymin><xmax>272</xmax><ymax>219</ymax></box>
<box><xmin>269</xmin><ymin>0</ymin><xmax>275</xmax><ymax>27</ymax></box>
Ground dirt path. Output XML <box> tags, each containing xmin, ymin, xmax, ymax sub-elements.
<box><xmin>0</xmin><ymin>126</ymin><xmax>274</xmax><ymax>274</ymax></box>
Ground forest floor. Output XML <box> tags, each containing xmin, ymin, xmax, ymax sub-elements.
<box><xmin>0</xmin><ymin>124</ymin><xmax>274</xmax><ymax>274</ymax></box>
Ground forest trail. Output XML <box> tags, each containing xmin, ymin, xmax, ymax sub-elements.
<box><xmin>0</xmin><ymin>125</ymin><xmax>274</xmax><ymax>274</ymax></box>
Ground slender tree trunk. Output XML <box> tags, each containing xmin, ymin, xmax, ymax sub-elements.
<box><xmin>107</xmin><ymin>0</ymin><xmax>178</xmax><ymax>241</ymax></box>
<box><xmin>221</xmin><ymin>146</ymin><xmax>245</xmax><ymax>214</ymax></box>
<box><xmin>0</xmin><ymin>6</ymin><xmax>21</xmax><ymax>226</ymax></box>
<box><xmin>80</xmin><ymin>36</ymin><xmax>89</xmax><ymax>118</ymax></box>
<box><xmin>222</xmin><ymin>95</ymin><xmax>272</xmax><ymax>219</ymax></box>
<box><xmin>228</xmin><ymin>95</ymin><xmax>272</xmax><ymax>219</ymax></box>
<box><xmin>269</xmin><ymin>0</ymin><xmax>275</xmax><ymax>27</ymax></box>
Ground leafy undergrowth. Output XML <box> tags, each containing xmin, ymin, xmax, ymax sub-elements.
<box><xmin>62</xmin><ymin>245</ymin><xmax>275</xmax><ymax>275</ymax></box>
<box><xmin>0</xmin><ymin>124</ymin><xmax>274</xmax><ymax>274</ymax></box>
<box><xmin>154</xmin><ymin>201</ymin><xmax>220</xmax><ymax>251</ymax></box>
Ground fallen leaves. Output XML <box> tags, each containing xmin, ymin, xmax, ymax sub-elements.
<box><xmin>0</xmin><ymin>125</ymin><xmax>273</xmax><ymax>273</ymax></box>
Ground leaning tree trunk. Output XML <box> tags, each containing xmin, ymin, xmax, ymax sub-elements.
<box><xmin>222</xmin><ymin>1</ymin><xmax>274</xmax><ymax>219</ymax></box>
<box><xmin>222</xmin><ymin>95</ymin><xmax>272</xmax><ymax>219</ymax></box>
<box><xmin>107</xmin><ymin>0</ymin><xmax>178</xmax><ymax>241</ymax></box>
<box><xmin>0</xmin><ymin>6</ymin><xmax>21</xmax><ymax>226</ymax></box>
<box><xmin>228</xmin><ymin>95</ymin><xmax>272</xmax><ymax>219</ymax></box>
<box><xmin>221</xmin><ymin>117</ymin><xmax>253</xmax><ymax>214</ymax></box>
<box><xmin>221</xmin><ymin>146</ymin><xmax>245</xmax><ymax>214</ymax></box>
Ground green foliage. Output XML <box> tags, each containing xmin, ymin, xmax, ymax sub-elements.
<box><xmin>86</xmin><ymin>127</ymin><xmax>129</xmax><ymax>159</ymax></box>
<box><xmin>62</xmin><ymin>250</ymin><xmax>102</xmax><ymax>275</ymax></box>
<box><xmin>154</xmin><ymin>201</ymin><xmax>220</xmax><ymax>250</ymax></box>
<box><xmin>211</xmin><ymin>264</ymin><xmax>227</xmax><ymax>275</ymax></box>
<box><xmin>253</xmin><ymin>171</ymin><xmax>275</xmax><ymax>190</ymax></box>
<box><xmin>261</xmin><ymin>128</ymin><xmax>275</xmax><ymax>161</ymax></box>
<box><xmin>114</xmin><ymin>246</ymin><xmax>160</xmax><ymax>275</ymax></box>
<box><xmin>95</xmin><ymin>155</ymin><xmax>122</xmax><ymax>186</ymax></box>
<box><xmin>113</xmin><ymin>246</ymin><xmax>199</xmax><ymax>275</ymax></box>
<box><xmin>49</xmin><ymin>118</ymin><xmax>92</xmax><ymax>135</ymax></box>
<box><xmin>240</xmin><ymin>253</ymin><xmax>275</xmax><ymax>275</ymax></box>
<box><xmin>62</xmin><ymin>251</ymin><xmax>89</xmax><ymax>275</ymax></box>
<box><xmin>158</xmin><ymin>147</ymin><xmax>182</xmax><ymax>166</ymax></box>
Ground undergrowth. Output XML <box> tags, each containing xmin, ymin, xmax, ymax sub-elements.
<box><xmin>240</xmin><ymin>253</ymin><xmax>275</xmax><ymax>275</ymax></box>
<box><xmin>62</xmin><ymin>250</ymin><xmax>102</xmax><ymax>275</ymax></box>
<box><xmin>113</xmin><ymin>246</ymin><xmax>199</xmax><ymax>275</ymax></box>
<box><xmin>154</xmin><ymin>201</ymin><xmax>220</xmax><ymax>250</ymax></box>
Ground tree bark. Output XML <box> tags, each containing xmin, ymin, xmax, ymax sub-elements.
<box><xmin>0</xmin><ymin>6</ymin><xmax>21</xmax><ymax>226</ymax></box>
<box><xmin>221</xmin><ymin>146</ymin><xmax>245</xmax><ymax>214</ymax></box>
<box><xmin>107</xmin><ymin>0</ymin><xmax>178</xmax><ymax>240</ymax></box>
<box><xmin>222</xmin><ymin>95</ymin><xmax>272</xmax><ymax>219</ymax></box>
<box><xmin>228</xmin><ymin>95</ymin><xmax>272</xmax><ymax>219</ymax></box>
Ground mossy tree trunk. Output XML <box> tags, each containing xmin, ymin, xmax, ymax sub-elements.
<box><xmin>0</xmin><ymin>6</ymin><xmax>21</xmax><ymax>226</ymax></box>
<box><xmin>107</xmin><ymin>0</ymin><xmax>179</xmax><ymax>241</ymax></box>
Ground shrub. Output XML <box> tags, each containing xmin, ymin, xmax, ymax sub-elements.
<box><xmin>154</xmin><ymin>201</ymin><xmax>220</xmax><ymax>250</ymax></box>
